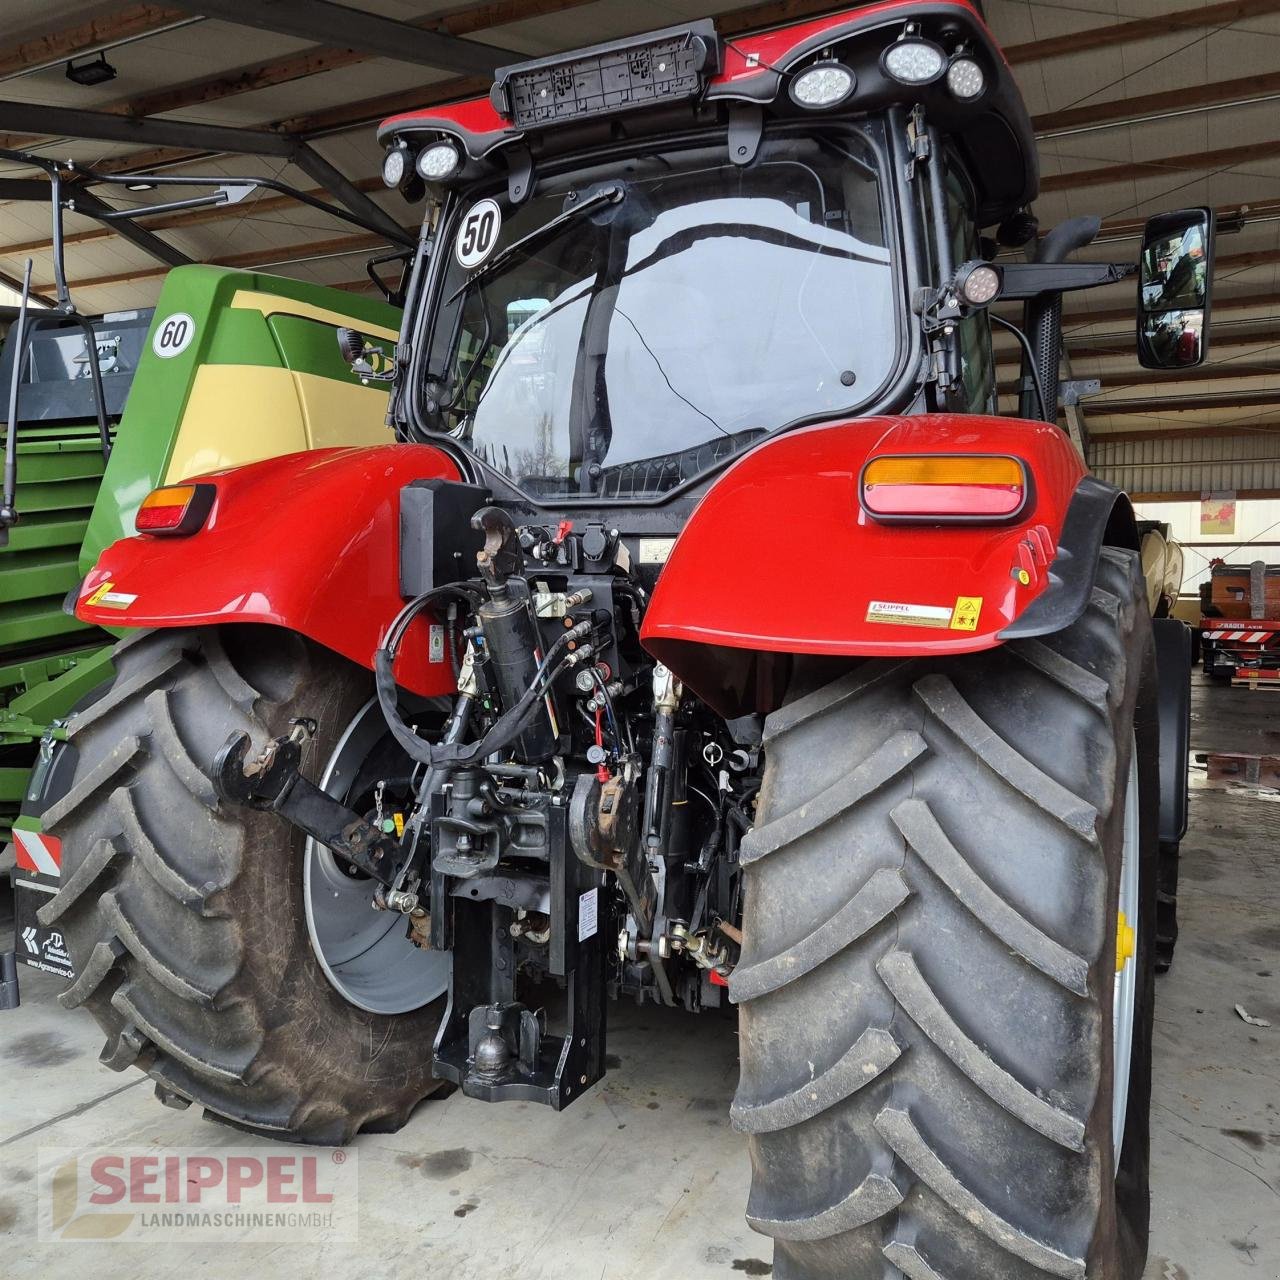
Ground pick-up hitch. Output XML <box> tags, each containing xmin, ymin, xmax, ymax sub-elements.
<box><xmin>212</xmin><ymin>719</ymin><xmax>402</xmax><ymax>886</ymax></box>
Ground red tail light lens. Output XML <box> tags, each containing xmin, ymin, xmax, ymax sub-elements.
<box><xmin>860</xmin><ymin>455</ymin><xmax>1028</xmax><ymax>522</ymax></box>
<box><xmin>135</xmin><ymin>483</ymin><xmax>215</xmax><ymax>535</ymax></box>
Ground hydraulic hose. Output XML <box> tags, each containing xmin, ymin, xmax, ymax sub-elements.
<box><xmin>374</xmin><ymin>587</ymin><xmax>586</xmax><ymax>771</ymax></box>
<box><xmin>375</xmin><ymin>642</ymin><xmax>573</xmax><ymax>769</ymax></box>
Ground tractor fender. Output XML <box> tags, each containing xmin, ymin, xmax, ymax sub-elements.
<box><xmin>74</xmin><ymin>444</ymin><xmax>462</xmax><ymax>697</ymax></box>
<box><xmin>640</xmin><ymin>413</ymin><xmax>1138</xmax><ymax>716</ymax></box>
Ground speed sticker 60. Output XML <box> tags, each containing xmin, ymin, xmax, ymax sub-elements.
<box><xmin>455</xmin><ymin>199</ymin><xmax>502</xmax><ymax>268</ymax></box>
<box><xmin>152</xmin><ymin>312</ymin><xmax>195</xmax><ymax>358</ymax></box>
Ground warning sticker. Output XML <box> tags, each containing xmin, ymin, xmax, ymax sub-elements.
<box><xmin>578</xmin><ymin>887</ymin><xmax>599</xmax><ymax>942</ymax></box>
<box><xmin>638</xmin><ymin>537</ymin><xmax>676</xmax><ymax>564</ymax></box>
<box><xmin>85</xmin><ymin>581</ymin><xmax>137</xmax><ymax>610</ymax></box>
<box><xmin>866</xmin><ymin>600</ymin><xmax>953</xmax><ymax>628</ymax></box>
<box><xmin>949</xmin><ymin>596</ymin><xmax>983</xmax><ymax>631</ymax></box>
<box><xmin>96</xmin><ymin>591</ymin><xmax>137</xmax><ymax>610</ymax></box>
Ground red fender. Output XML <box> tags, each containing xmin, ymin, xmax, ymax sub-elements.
<box><xmin>640</xmin><ymin>415</ymin><xmax>1096</xmax><ymax>716</ymax></box>
<box><xmin>75</xmin><ymin>445</ymin><xmax>461</xmax><ymax>697</ymax></box>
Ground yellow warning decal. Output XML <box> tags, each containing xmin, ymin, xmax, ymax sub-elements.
<box><xmin>949</xmin><ymin>596</ymin><xmax>983</xmax><ymax>631</ymax></box>
<box><xmin>84</xmin><ymin>580</ymin><xmax>137</xmax><ymax>611</ymax></box>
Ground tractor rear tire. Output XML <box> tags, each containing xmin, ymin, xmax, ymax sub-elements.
<box><xmin>731</xmin><ymin>547</ymin><xmax>1158</xmax><ymax>1280</ymax></box>
<box><xmin>40</xmin><ymin>625</ymin><xmax>444</xmax><ymax>1143</ymax></box>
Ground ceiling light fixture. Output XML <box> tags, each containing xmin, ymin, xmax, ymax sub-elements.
<box><xmin>65</xmin><ymin>54</ymin><xmax>118</xmax><ymax>87</ymax></box>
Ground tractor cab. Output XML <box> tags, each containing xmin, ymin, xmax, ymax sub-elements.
<box><xmin>373</xmin><ymin>3</ymin><xmax>1039</xmax><ymax>508</ymax></box>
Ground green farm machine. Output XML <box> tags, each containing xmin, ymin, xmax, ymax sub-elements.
<box><xmin>1</xmin><ymin>150</ymin><xmax>405</xmax><ymax>995</ymax></box>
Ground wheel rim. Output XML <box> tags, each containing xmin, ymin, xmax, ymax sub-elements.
<box><xmin>1112</xmin><ymin>741</ymin><xmax>1140</xmax><ymax>1162</ymax></box>
<box><xmin>303</xmin><ymin>698</ymin><xmax>448</xmax><ymax>1015</ymax></box>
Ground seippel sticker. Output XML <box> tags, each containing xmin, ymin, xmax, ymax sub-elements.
<box><xmin>85</xmin><ymin>581</ymin><xmax>137</xmax><ymax>611</ymax></box>
<box><xmin>866</xmin><ymin>596</ymin><xmax>983</xmax><ymax>631</ymax></box>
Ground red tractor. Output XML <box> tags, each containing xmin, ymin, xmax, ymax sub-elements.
<box><xmin>36</xmin><ymin>4</ymin><xmax>1206</xmax><ymax>1277</ymax></box>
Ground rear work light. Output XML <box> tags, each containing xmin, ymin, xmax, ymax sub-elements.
<box><xmin>135</xmin><ymin>483</ymin><xmax>215</xmax><ymax>535</ymax></box>
<box><xmin>860</xmin><ymin>455</ymin><xmax>1029</xmax><ymax>523</ymax></box>
<box><xmin>790</xmin><ymin>62</ymin><xmax>856</xmax><ymax>108</ymax></box>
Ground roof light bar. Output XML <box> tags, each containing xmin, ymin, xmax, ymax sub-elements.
<box><xmin>491</xmin><ymin>20</ymin><xmax>720</xmax><ymax>129</ymax></box>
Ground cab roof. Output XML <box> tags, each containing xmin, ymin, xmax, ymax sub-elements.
<box><xmin>378</xmin><ymin>0</ymin><xmax>1036</xmax><ymax>226</ymax></box>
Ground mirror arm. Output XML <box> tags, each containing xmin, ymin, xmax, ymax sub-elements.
<box><xmin>1014</xmin><ymin>218</ymin><xmax>1107</xmax><ymax>421</ymax></box>
<box><xmin>1001</xmin><ymin>261</ymin><xmax>1135</xmax><ymax>299</ymax></box>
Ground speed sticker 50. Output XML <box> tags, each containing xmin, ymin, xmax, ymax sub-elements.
<box><xmin>455</xmin><ymin>198</ymin><xmax>502</xmax><ymax>268</ymax></box>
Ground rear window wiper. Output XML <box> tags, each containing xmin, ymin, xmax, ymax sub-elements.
<box><xmin>447</xmin><ymin>182</ymin><xmax>625</xmax><ymax>304</ymax></box>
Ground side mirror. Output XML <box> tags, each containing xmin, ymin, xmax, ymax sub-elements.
<box><xmin>1137</xmin><ymin>207</ymin><xmax>1215</xmax><ymax>369</ymax></box>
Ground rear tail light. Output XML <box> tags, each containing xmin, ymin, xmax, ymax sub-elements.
<box><xmin>135</xmin><ymin>483</ymin><xmax>215</xmax><ymax>535</ymax></box>
<box><xmin>860</xmin><ymin>455</ymin><xmax>1029</xmax><ymax>522</ymax></box>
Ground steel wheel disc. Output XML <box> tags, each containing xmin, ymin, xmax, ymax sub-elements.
<box><xmin>304</xmin><ymin>697</ymin><xmax>448</xmax><ymax>1015</ymax></box>
<box><xmin>1112</xmin><ymin>740</ymin><xmax>1140</xmax><ymax>1162</ymax></box>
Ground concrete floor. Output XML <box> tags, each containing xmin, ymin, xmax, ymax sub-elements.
<box><xmin>1</xmin><ymin>675</ymin><xmax>1277</xmax><ymax>1279</ymax></box>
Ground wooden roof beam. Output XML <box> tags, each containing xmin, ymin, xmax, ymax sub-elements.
<box><xmin>1089</xmin><ymin>388</ymin><xmax>1280</xmax><ymax>415</ymax></box>
<box><xmin>1062</xmin><ymin>290</ymin><xmax>1280</xmax><ymax>329</ymax></box>
<box><xmin>0</xmin><ymin>177</ymin><xmax>384</xmax><ymax>257</ymax></box>
<box><xmin>0</xmin><ymin>4</ymin><xmax>188</xmax><ymax>78</ymax></box>
<box><xmin>63</xmin><ymin>230</ymin><xmax>385</xmax><ymax>291</ymax></box>
<box><xmin>1041</xmin><ymin>139</ymin><xmax>1280</xmax><ymax>193</ymax></box>
<box><xmin>1094</xmin><ymin>200</ymin><xmax>1280</xmax><ymax>244</ymax></box>
<box><xmin>1093</xmin><ymin>423</ymin><xmax>1280</xmax><ymax>444</ymax></box>
<box><xmin>1004</xmin><ymin>0</ymin><xmax>1280</xmax><ymax>65</ymax></box>
<box><xmin>1034</xmin><ymin>69</ymin><xmax>1280</xmax><ymax>138</ymax></box>
<box><xmin>0</xmin><ymin>98</ymin><xmax>294</xmax><ymax>157</ymax></box>
<box><xmin>88</xmin><ymin>146</ymin><xmax>215</xmax><ymax>176</ymax></box>
<box><xmin>998</xmin><ymin>328</ymin><xmax>1280</xmax><ymax>358</ymax></box>
<box><xmin>164</xmin><ymin>0</ymin><xmax>515</xmax><ymax>75</ymax></box>
<box><xmin>0</xmin><ymin>0</ymin><xmax>614</xmax><ymax>172</ymax></box>
<box><xmin>284</xmin><ymin>0</ymin><xmax>876</xmax><ymax>137</ymax></box>
<box><xmin>113</xmin><ymin>0</ymin><xmax>605</xmax><ymax>122</ymax></box>
<box><xmin>0</xmin><ymin>100</ymin><xmax>405</xmax><ymax>244</ymax></box>
<box><xmin>998</xmin><ymin>362</ymin><xmax>1280</xmax><ymax>395</ymax></box>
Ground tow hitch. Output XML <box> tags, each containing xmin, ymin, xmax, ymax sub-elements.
<box><xmin>212</xmin><ymin>719</ymin><xmax>403</xmax><ymax>886</ymax></box>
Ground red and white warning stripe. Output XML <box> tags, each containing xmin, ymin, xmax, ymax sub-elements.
<box><xmin>13</xmin><ymin>829</ymin><xmax>62</xmax><ymax>877</ymax></box>
<box><xmin>1206</xmin><ymin>630</ymin><xmax>1275</xmax><ymax>643</ymax></box>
